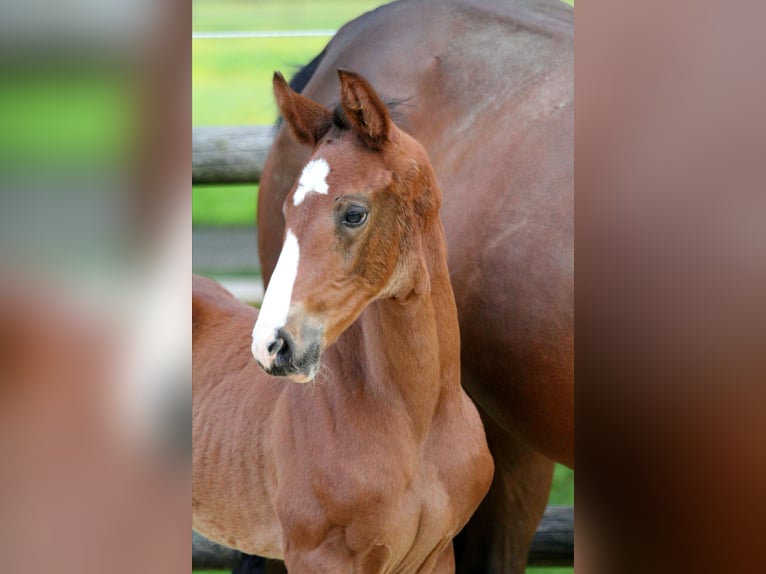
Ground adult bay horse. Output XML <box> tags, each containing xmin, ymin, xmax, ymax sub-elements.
<box><xmin>257</xmin><ymin>1</ymin><xmax>573</xmax><ymax>572</ymax></box>
<box><xmin>193</xmin><ymin>70</ymin><xmax>494</xmax><ymax>572</ymax></box>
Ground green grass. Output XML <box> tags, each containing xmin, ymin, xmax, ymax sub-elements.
<box><xmin>192</xmin><ymin>0</ymin><xmax>390</xmax><ymax>126</ymax></box>
<box><xmin>192</xmin><ymin>184</ymin><xmax>258</xmax><ymax>226</ymax></box>
<box><xmin>0</xmin><ymin>69</ymin><xmax>134</xmax><ymax>170</ymax></box>
<box><xmin>193</xmin><ymin>0</ymin><xmax>390</xmax><ymax>32</ymax></box>
<box><xmin>193</xmin><ymin>37</ymin><xmax>330</xmax><ymax>126</ymax></box>
<box><xmin>549</xmin><ymin>463</ymin><xmax>575</xmax><ymax>506</ymax></box>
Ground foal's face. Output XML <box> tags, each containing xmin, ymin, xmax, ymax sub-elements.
<box><xmin>252</xmin><ymin>133</ymin><xmax>414</xmax><ymax>381</ymax></box>
<box><xmin>251</xmin><ymin>69</ymin><xmax>435</xmax><ymax>382</ymax></box>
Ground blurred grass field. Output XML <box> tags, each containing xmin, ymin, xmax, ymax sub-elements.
<box><xmin>193</xmin><ymin>2</ymin><xmax>573</xmax><ymax>570</ymax></box>
<box><xmin>193</xmin><ymin>0</ymin><xmax>391</xmax><ymax>126</ymax></box>
<box><xmin>0</xmin><ymin>69</ymin><xmax>135</xmax><ymax>174</ymax></box>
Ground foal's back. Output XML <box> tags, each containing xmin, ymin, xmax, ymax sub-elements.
<box><xmin>193</xmin><ymin>275</ymin><xmax>284</xmax><ymax>556</ymax></box>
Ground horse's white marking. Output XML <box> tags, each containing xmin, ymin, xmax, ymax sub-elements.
<box><xmin>251</xmin><ymin>229</ymin><xmax>300</xmax><ymax>366</ymax></box>
<box><xmin>293</xmin><ymin>158</ymin><xmax>330</xmax><ymax>205</ymax></box>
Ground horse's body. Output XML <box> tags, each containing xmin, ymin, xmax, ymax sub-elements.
<box><xmin>257</xmin><ymin>1</ymin><xmax>573</xmax><ymax>571</ymax></box>
<box><xmin>193</xmin><ymin>71</ymin><xmax>493</xmax><ymax>572</ymax></box>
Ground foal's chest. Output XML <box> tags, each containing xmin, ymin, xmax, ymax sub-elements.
<box><xmin>276</xmin><ymin>429</ymin><xmax>461</xmax><ymax>565</ymax></box>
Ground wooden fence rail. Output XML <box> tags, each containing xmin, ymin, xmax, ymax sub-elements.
<box><xmin>526</xmin><ymin>505</ymin><xmax>575</xmax><ymax>566</ymax></box>
<box><xmin>192</xmin><ymin>505</ymin><xmax>573</xmax><ymax>570</ymax></box>
<box><xmin>193</xmin><ymin>126</ymin><xmax>274</xmax><ymax>184</ymax></box>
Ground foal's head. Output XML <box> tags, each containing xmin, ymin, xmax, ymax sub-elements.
<box><xmin>251</xmin><ymin>69</ymin><xmax>440</xmax><ymax>382</ymax></box>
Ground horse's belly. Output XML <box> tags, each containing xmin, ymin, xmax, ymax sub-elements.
<box><xmin>192</xmin><ymin>443</ymin><xmax>284</xmax><ymax>558</ymax></box>
<box><xmin>193</xmin><ymin>503</ymin><xmax>284</xmax><ymax>559</ymax></box>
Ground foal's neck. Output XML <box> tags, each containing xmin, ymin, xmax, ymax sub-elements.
<box><xmin>340</xmin><ymin>220</ymin><xmax>460</xmax><ymax>438</ymax></box>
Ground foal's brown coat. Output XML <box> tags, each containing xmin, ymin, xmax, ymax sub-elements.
<box><xmin>192</xmin><ymin>71</ymin><xmax>493</xmax><ymax>573</ymax></box>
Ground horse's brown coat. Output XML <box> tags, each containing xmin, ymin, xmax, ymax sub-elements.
<box><xmin>257</xmin><ymin>1</ymin><xmax>573</xmax><ymax>571</ymax></box>
<box><xmin>193</xmin><ymin>71</ymin><xmax>493</xmax><ymax>573</ymax></box>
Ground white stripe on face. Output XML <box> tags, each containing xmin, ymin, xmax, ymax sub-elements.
<box><xmin>293</xmin><ymin>158</ymin><xmax>330</xmax><ymax>205</ymax></box>
<box><xmin>251</xmin><ymin>229</ymin><xmax>300</xmax><ymax>366</ymax></box>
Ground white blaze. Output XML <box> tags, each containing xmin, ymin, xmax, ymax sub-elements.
<box><xmin>293</xmin><ymin>158</ymin><xmax>330</xmax><ymax>205</ymax></box>
<box><xmin>251</xmin><ymin>229</ymin><xmax>300</xmax><ymax>366</ymax></box>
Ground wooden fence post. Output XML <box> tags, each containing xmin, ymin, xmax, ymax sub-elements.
<box><xmin>193</xmin><ymin>126</ymin><xmax>275</xmax><ymax>184</ymax></box>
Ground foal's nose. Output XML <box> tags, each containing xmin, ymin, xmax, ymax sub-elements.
<box><xmin>267</xmin><ymin>328</ymin><xmax>293</xmax><ymax>368</ymax></box>
<box><xmin>267</xmin><ymin>336</ymin><xmax>284</xmax><ymax>356</ymax></box>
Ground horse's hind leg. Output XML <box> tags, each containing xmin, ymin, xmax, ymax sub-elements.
<box><xmin>454</xmin><ymin>419</ymin><xmax>554</xmax><ymax>574</ymax></box>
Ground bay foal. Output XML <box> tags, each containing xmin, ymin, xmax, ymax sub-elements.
<box><xmin>192</xmin><ymin>70</ymin><xmax>493</xmax><ymax>572</ymax></box>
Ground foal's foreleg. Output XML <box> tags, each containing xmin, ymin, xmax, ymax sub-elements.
<box><xmin>420</xmin><ymin>541</ymin><xmax>455</xmax><ymax>574</ymax></box>
<box><xmin>283</xmin><ymin>537</ymin><xmax>353</xmax><ymax>574</ymax></box>
<box><xmin>283</xmin><ymin>533</ymin><xmax>392</xmax><ymax>574</ymax></box>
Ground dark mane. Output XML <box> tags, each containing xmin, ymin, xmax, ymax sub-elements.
<box><xmin>288</xmin><ymin>47</ymin><xmax>327</xmax><ymax>94</ymax></box>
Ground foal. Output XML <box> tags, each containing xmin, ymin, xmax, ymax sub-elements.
<box><xmin>192</xmin><ymin>69</ymin><xmax>493</xmax><ymax>573</ymax></box>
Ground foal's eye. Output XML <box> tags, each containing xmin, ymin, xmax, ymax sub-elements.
<box><xmin>342</xmin><ymin>208</ymin><xmax>368</xmax><ymax>228</ymax></box>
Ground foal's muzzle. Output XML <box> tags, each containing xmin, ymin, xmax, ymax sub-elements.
<box><xmin>253</xmin><ymin>327</ymin><xmax>321</xmax><ymax>383</ymax></box>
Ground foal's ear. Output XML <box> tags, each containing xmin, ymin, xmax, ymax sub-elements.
<box><xmin>273</xmin><ymin>71</ymin><xmax>333</xmax><ymax>146</ymax></box>
<box><xmin>337</xmin><ymin>69</ymin><xmax>392</xmax><ymax>149</ymax></box>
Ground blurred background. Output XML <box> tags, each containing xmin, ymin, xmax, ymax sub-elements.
<box><xmin>0</xmin><ymin>0</ymin><xmax>189</xmax><ymax>572</ymax></box>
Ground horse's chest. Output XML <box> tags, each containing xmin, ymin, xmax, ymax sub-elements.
<box><xmin>278</xmin><ymin>443</ymin><xmax>458</xmax><ymax>566</ymax></box>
